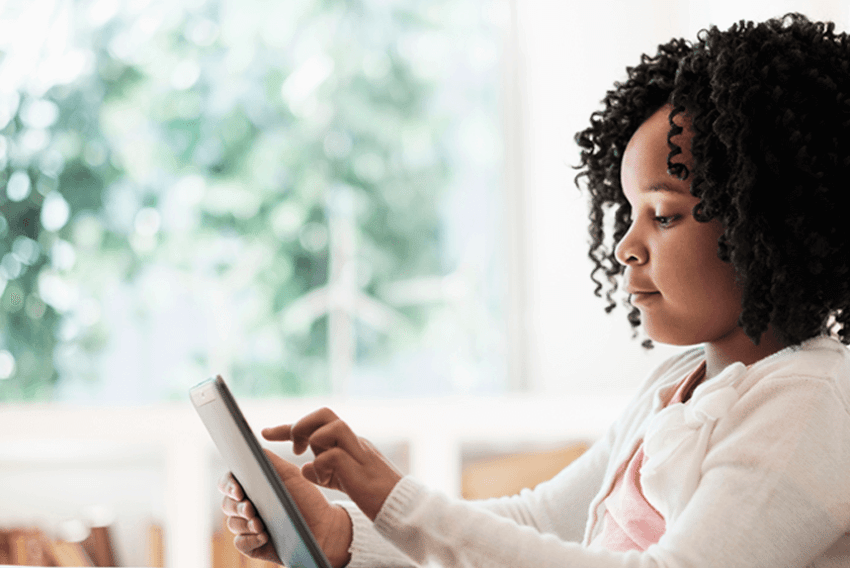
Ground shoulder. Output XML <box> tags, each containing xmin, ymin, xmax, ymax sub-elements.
<box><xmin>753</xmin><ymin>335</ymin><xmax>849</xmax><ymax>375</ymax></box>
<box><xmin>744</xmin><ymin>336</ymin><xmax>850</xmax><ymax>408</ymax></box>
<box><xmin>706</xmin><ymin>338</ymin><xmax>850</xmax><ymax>485</ymax></box>
<box><xmin>715</xmin><ymin>336</ymin><xmax>850</xmax><ymax>437</ymax></box>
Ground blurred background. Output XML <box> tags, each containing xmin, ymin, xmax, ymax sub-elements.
<box><xmin>1</xmin><ymin>0</ymin><xmax>849</xmax><ymax>566</ymax></box>
<box><xmin>0</xmin><ymin>0</ymin><xmax>509</xmax><ymax>402</ymax></box>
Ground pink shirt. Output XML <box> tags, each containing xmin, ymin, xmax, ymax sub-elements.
<box><xmin>593</xmin><ymin>361</ymin><xmax>707</xmax><ymax>552</ymax></box>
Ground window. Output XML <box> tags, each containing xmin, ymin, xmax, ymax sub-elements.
<box><xmin>0</xmin><ymin>0</ymin><xmax>512</xmax><ymax>402</ymax></box>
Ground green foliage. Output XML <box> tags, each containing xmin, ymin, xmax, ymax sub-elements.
<box><xmin>0</xmin><ymin>0</ymin><xmax>502</xmax><ymax>400</ymax></box>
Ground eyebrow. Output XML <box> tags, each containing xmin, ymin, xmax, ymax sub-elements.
<box><xmin>646</xmin><ymin>183</ymin><xmax>686</xmax><ymax>194</ymax></box>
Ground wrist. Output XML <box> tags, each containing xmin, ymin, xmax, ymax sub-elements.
<box><xmin>327</xmin><ymin>504</ymin><xmax>353</xmax><ymax>568</ymax></box>
<box><xmin>362</xmin><ymin>471</ymin><xmax>403</xmax><ymax>521</ymax></box>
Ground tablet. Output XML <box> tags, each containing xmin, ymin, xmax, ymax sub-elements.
<box><xmin>190</xmin><ymin>376</ymin><xmax>333</xmax><ymax>568</ymax></box>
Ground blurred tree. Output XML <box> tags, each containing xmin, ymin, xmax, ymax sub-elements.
<box><xmin>0</xmin><ymin>0</ymin><xmax>504</xmax><ymax>401</ymax></box>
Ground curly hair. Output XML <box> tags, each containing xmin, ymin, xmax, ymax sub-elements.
<box><xmin>575</xmin><ymin>13</ymin><xmax>850</xmax><ymax>347</ymax></box>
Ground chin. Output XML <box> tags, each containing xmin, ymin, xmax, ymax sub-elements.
<box><xmin>646</xmin><ymin>335</ymin><xmax>703</xmax><ymax>347</ymax></box>
<box><xmin>641</xmin><ymin>324</ymin><xmax>711</xmax><ymax>347</ymax></box>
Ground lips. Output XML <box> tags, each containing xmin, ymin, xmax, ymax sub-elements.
<box><xmin>624</xmin><ymin>278</ymin><xmax>660</xmax><ymax>304</ymax></box>
<box><xmin>624</xmin><ymin>271</ymin><xmax>660</xmax><ymax>303</ymax></box>
<box><xmin>624</xmin><ymin>272</ymin><xmax>655</xmax><ymax>293</ymax></box>
<box><xmin>625</xmin><ymin>283</ymin><xmax>659</xmax><ymax>295</ymax></box>
<box><xmin>629</xmin><ymin>290</ymin><xmax>661</xmax><ymax>305</ymax></box>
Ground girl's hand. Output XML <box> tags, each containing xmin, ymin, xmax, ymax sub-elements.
<box><xmin>218</xmin><ymin>448</ymin><xmax>353</xmax><ymax>568</ymax></box>
<box><xmin>264</xmin><ymin>407</ymin><xmax>403</xmax><ymax>521</ymax></box>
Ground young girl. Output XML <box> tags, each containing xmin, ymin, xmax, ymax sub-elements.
<box><xmin>219</xmin><ymin>13</ymin><xmax>850</xmax><ymax>567</ymax></box>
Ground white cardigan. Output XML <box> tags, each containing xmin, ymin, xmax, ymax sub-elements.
<box><xmin>342</xmin><ymin>336</ymin><xmax>850</xmax><ymax>568</ymax></box>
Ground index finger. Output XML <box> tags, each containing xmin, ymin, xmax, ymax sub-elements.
<box><xmin>262</xmin><ymin>424</ymin><xmax>293</xmax><ymax>442</ymax></box>
<box><xmin>288</xmin><ymin>407</ymin><xmax>340</xmax><ymax>454</ymax></box>
<box><xmin>263</xmin><ymin>410</ymin><xmax>338</xmax><ymax>454</ymax></box>
<box><xmin>290</xmin><ymin>407</ymin><xmax>366</xmax><ymax>460</ymax></box>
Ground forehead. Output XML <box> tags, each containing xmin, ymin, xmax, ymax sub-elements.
<box><xmin>621</xmin><ymin>106</ymin><xmax>693</xmax><ymax>197</ymax></box>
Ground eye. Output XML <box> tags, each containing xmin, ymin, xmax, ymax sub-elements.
<box><xmin>654</xmin><ymin>215</ymin><xmax>679</xmax><ymax>228</ymax></box>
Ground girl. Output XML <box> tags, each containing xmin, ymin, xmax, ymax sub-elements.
<box><xmin>220</xmin><ymin>13</ymin><xmax>850</xmax><ymax>567</ymax></box>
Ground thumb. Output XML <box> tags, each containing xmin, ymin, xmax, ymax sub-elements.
<box><xmin>262</xmin><ymin>448</ymin><xmax>302</xmax><ymax>482</ymax></box>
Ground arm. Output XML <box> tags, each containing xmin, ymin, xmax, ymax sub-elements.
<box><xmin>469</xmin><ymin>433</ymin><xmax>612</xmax><ymax>543</ymax></box>
<box><xmin>271</xmin><ymin>373</ymin><xmax>850</xmax><ymax>568</ymax></box>
<box><xmin>334</xmin><ymin>437</ymin><xmax>608</xmax><ymax>567</ymax></box>
<box><xmin>324</xmin><ymin>415</ymin><xmax>613</xmax><ymax>566</ymax></box>
<box><xmin>337</xmin><ymin>501</ymin><xmax>420</xmax><ymax>568</ymax></box>
<box><xmin>268</xmin><ymin>407</ymin><xmax>641</xmax><ymax>567</ymax></box>
<box><xmin>219</xmin><ymin>348</ymin><xmax>709</xmax><ymax>567</ymax></box>
<box><xmin>371</xmin><ymin>374</ymin><xmax>850</xmax><ymax>568</ymax></box>
<box><xmin>215</xmin><ymin>346</ymin><xmax>675</xmax><ymax>568</ymax></box>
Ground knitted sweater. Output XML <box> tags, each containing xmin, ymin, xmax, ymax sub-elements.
<box><xmin>342</xmin><ymin>336</ymin><xmax>850</xmax><ymax>568</ymax></box>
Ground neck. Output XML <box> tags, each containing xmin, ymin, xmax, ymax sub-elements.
<box><xmin>703</xmin><ymin>326</ymin><xmax>787</xmax><ymax>379</ymax></box>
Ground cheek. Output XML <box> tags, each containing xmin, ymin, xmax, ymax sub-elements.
<box><xmin>646</xmin><ymin>261</ymin><xmax>742</xmax><ymax>345</ymax></box>
<box><xmin>683</xmin><ymin>253</ymin><xmax>743</xmax><ymax>325</ymax></box>
<box><xmin>666</xmin><ymin>230</ymin><xmax>742</xmax><ymax>310</ymax></box>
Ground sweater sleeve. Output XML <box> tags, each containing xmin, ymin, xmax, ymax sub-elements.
<box><xmin>470</xmin><ymin>419</ymin><xmax>613</xmax><ymax>542</ymax></box>
<box><xmin>368</xmin><ymin>370</ymin><xmax>850</xmax><ymax>568</ymax></box>
<box><xmin>336</xmin><ymin>434</ymin><xmax>611</xmax><ymax>568</ymax></box>
<box><xmin>337</xmin><ymin>348</ymin><xmax>698</xmax><ymax>567</ymax></box>
<box><xmin>338</xmin><ymin>501</ymin><xmax>420</xmax><ymax>568</ymax></box>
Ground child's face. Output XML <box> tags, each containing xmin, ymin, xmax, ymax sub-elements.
<box><xmin>615</xmin><ymin>106</ymin><xmax>743</xmax><ymax>347</ymax></box>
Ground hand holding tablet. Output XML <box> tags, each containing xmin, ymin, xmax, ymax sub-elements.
<box><xmin>191</xmin><ymin>376</ymin><xmax>353</xmax><ymax>568</ymax></box>
<box><xmin>217</xmin><ymin>455</ymin><xmax>353</xmax><ymax>567</ymax></box>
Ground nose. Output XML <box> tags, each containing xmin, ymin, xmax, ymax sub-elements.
<box><xmin>614</xmin><ymin>222</ymin><xmax>647</xmax><ymax>266</ymax></box>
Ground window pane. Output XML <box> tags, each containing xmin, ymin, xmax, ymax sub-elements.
<box><xmin>0</xmin><ymin>0</ymin><xmax>508</xmax><ymax>401</ymax></box>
